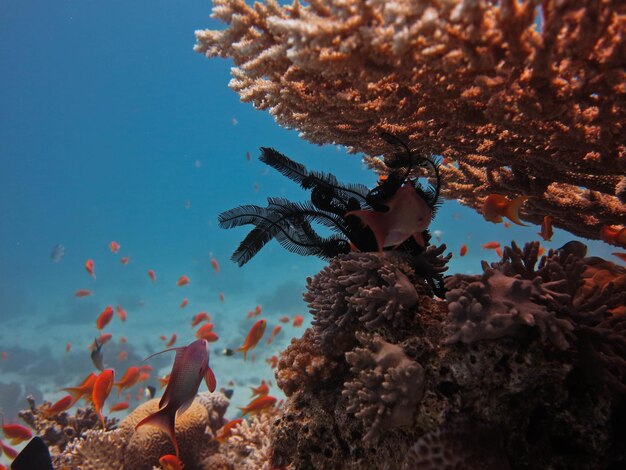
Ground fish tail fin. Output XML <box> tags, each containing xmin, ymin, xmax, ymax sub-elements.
<box><xmin>236</xmin><ymin>346</ymin><xmax>248</xmax><ymax>361</ymax></box>
<box><xmin>506</xmin><ymin>196</ymin><xmax>529</xmax><ymax>226</ymax></box>
<box><xmin>135</xmin><ymin>406</ymin><xmax>178</xmax><ymax>458</ymax></box>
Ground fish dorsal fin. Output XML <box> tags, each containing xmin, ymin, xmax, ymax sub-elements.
<box><xmin>205</xmin><ymin>367</ymin><xmax>217</xmax><ymax>393</ymax></box>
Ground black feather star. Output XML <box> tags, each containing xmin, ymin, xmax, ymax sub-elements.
<box><xmin>218</xmin><ymin>136</ymin><xmax>445</xmax><ymax>279</ymax></box>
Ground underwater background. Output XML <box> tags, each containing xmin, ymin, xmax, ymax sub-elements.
<box><xmin>0</xmin><ymin>0</ymin><xmax>622</xmax><ymax>467</ymax></box>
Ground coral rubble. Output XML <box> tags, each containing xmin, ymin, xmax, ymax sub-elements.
<box><xmin>196</xmin><ymin>0</ymin><xmax>626</xmax><ymax>240</ymax></box>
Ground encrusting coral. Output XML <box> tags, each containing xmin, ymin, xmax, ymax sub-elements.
<box><xmin>269</xmin><ymin>245</ymin><xmax>626</xmax><ymax>469</ymax></box>
<box><xmin>195</xmin><ymin>0</ymin><xmax>626</xmax><ymax>240</ymax></box>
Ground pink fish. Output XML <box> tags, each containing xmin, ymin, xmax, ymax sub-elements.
<box><xmin>345</xmin><ymin>184</ymin><xmax>432</xmax><ymax>251</ymax></box>
<box><xmin>135</xmin><ymin>339</ymin><xmax>216</xmax><ymax>458</ymax></box>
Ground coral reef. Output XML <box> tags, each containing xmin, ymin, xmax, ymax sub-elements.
<box><xmin>195</xmin><ymin>0</ymin><xmax>626</xmax><ymax>240</ymax></box>
<box><xmin>50</xmin><ymin>392</ymin><xmax>229</xmax><ymax>470</ymax></box>
<box><xmin>269</xmin><ymin>247</ymin><xmax>626</xmax><ymax>469</ymax></box>
<box><xmin>18</xmin><ymin>395</ymin><xmax>118</xmax><ymax>453</ymax></box>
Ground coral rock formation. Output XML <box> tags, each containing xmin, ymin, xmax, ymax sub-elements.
<box><xmin>196</xmin><ymin>0</ymin><xmax>626</xmax><ymax>240</ymax></box>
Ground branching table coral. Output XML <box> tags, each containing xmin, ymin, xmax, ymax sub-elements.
<box><xmin>195</xmin><ymin>0</ymin><xmax>626</xmax><ymax>240</ymax></box>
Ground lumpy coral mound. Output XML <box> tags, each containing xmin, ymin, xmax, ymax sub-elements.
<box><xmin>196</xmin><ymin>0</ymin><xmax>626</xmax><ymax>240</ymax></box>
<box><xmin>269</xmin><ymin>247</ymin><xmax>626</xmax><ymax>469</ymax></box>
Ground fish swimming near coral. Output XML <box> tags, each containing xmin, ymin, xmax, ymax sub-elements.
<box><xmin>237</xmin><ymin>319</ymin><xmax>266</xmax><ymax>361</ymax></box>
<box><xmin>92</xmin><ymin>368</ymin><xmax>115</xmax><ymax>429</ymax></box>
<box><xmin>135</xmin><ymin>339</ymin><xmax>216</xmax><ymax>458</ymax></box>
<box><xmin>481</xmin><ymin>194</ymin><xmax>528</xmax><ymax>226</ymax></box>
<box><xmin>90</xmin><ymin>338</ymin><xmax>105</xmax><ymax>371</ymax></box>
<box><xmin>9</xmin><ymin>436</ymin><xmax>53</xmax><ymax>470</ymax></box>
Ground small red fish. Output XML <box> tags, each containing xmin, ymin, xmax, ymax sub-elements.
<box><xmin>120</xmin><ymin>336</ymin><xmax>128</xmax><ymax>344</ymax></box>
<box><xmin>279</xmin><ymin>316</ymin><xmax>290</xmax><ymax>323</ymax></box>
<box><xmin>62</xmin><ymin>373</ymin><xmax>98</xmax><ymax>404</ymax></box>
<box><xmin>179</xmin><ymin>298</ymin><xmax>188</xmax><ymax>309</ymax></box>
<box><xmin>148</xmin><ymin>269</ymin><xmax>156</xmax><ymax>283</ymax></box>
<box><xmin>97</xmin><ymin>333</ymin><xmax>113</xmax><ymax>345</ymax></box>
<box><xmin>1</xmin><ymin>420</ymin><xmax>32</xmax><ymax>445</ymax></box>
<box><xmin>42</xmin><ymin>395</ymin><xmax>74</xmax><ymax>418</ymax></box>
<box><xmin>504</xmin><ymin>222</ymin><xmax>511</xmax><ymax>228</ymax></box>
<box><xmin>160</xmin><ymin>335</ymin><xmax>168</xmax><ymax>341</ymax></box>
<box><xmin>96</xmin><ymin>306</ymin><xmax>114</xmax><ymax>330</ymax></box>
<box><xmin>93</xmin><ymin>369</ymin><xmax>115</xmax><ymax>429</ymax></box>
<box><xmin>85</xmin><ymin>259</ymin><xmax>96</xmax><ymax>279</ymax></box>
<box><xmin>612</xmin><ymin>252</ymin><xmax>626</xmax><ymax>263</ymax></box>
<box><xmin>157</xmin><ymin>374</ymin><xmax>171</xmax><ymax>389</ymax></box>
<box><xmin>0</xmin><ymin>441</ymin><xmax>18</xmax><ymax>460</ymax></box>
<box><xmin>482</xmin><ymin>241</ymin><xmax>501</xmax><ymax>250</ymax></box>
<box><xmin>116</xmin><ymin>305</ymin><xmax>127</xmax><ymax>322</ymax></box>
<box><xmin>114</xmin><ymin>366</ymin><xmax>141</xmax><ymax>396</ymax></box>
<box><xmin>538</xmin><ymin>215</ymin><xmax>554</xmax><ymax>241</ymax></box>
<box><xmin>136</xmin><ymin>339</ymin><xmax>216</xmax><ymax>458</ymax></box>
<box><xmin>177</xmin><ymin>275</ymin><xmax>189</xmax><ymax>287</ymax></box>
<box><xmin>211</xmin><ymin>258</ymin><xmax>220</xmax><ymax>273</ymax></box>
<box><xmin>266</xmin><ymin>355</ymin><xmax>278</xmax><ymax>368</ymax></box>
<box><xmin>1</xmin><ymin>352</ymin><xmax>7</xmax><ymax>361</ymax></box>
<box><xmin>254</xmin><ymin>305</ymin><xmax>262</xmax><ymax>316</ymax></box>
<box><xmin>75</xmin><ymin>289</ymin><xmax>92</xmax><ymax>297</ymax></box>
<box><xmin>293</xmin><ymin>315</ymin><xmax>304</xmax><ymax>327</ymax></box>
<box><xmin>482</xmin><ymin>194</ymin><xmax>528</xmax><ymax>226</ymax></box>
<box><xmin>600</xmin><ymin>225</ymin><xmax>626</xmax><ymax>248</ymax></box>
<box><xmin>536</xmin><ymin>246</ymin><xmax>545</xmax><ymax>257</ymax></box>
<box><xmin>459</xmin><ymin>244</ymin><xmax>468</xmax><ymax>257</ymax></box>
<box><xmin>216</xmin><ymin>418</ymin><xmax>244</xmax><ymax>443</ymax></box>
<box><xmin>66</xmin><ymin>343</ymin><xmax>72</xmax><ymax>353</ymax></box>
<box><xmin>118</xmin><ymin>351</ymin><xmax>127</xmax><ymax>362</ymax></box>
<box><xmin>120</xmin><ymin>256</ymin><xmax>129</xmax><ymax>265</ymax></box>
<box><xmin>237</xmin><ymin>319</ymin><xmax>266</xmax><ymax>361</ymax></box>
<box><xmin>166</xmin><ymin>333</ymin><xmax>177</xmax><ymax>348</ymax></box>
<box><xmin>109</xmin><ymin>401</ymin><xmax>129</xmax><ymax>412</ymax></box>
<box><xmin>159</xmin><ymin>454</ymin><xmax>183</xmax><ymax>470</ymax></box>
<box><xmin>219</xmin><ymin>292</ymin><xmax>225</xmax><ymax>303</ymax></box>
<box><xmin>138</xmin><ymin>372</ymin><xmax>151</xmax><ymax>382</ymax></box>
<box><xmin>250</xmin><ymin>380</ymin><xmax>269</xmax><ymax>398</ymax></box>
<box><xmin>191</xmin><ymin>312</ymin><xmax>210</xmax><ymax>327</ymax></box>
<box><xmin>196</xmin><ymin>324</ymin><xmax>218</xmax><ymax>342</ymax></box>
<box><xmin>139</xmin><ymin>365</ymin><xmax>153</xmax><ymax>372</ymax></box>
<box><xmin>496</xmin><ymin>247</ymin><xmax>503</xmax><ymax>257</ymax></box>
<box><xmin>267</xmin><ymin>325</ymin><xmax>281</xmax><ymax>344</ymax></box>
<box><xmin>238</xmin><ymin>395</ymin><xmax>277</xmax><ymax>416</ymax></box>
<box><xmin>109</xmin><ymin>241</ymin><xmax>120</xmax><ymax>253</ymax></box>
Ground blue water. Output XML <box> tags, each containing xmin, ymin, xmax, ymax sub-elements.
<box><xmin>0</xmin><ymin>0</ymin><xmax>618</xmax><ymax>463</ymax></box>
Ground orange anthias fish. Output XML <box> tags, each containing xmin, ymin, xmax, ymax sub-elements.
<box><xmin>176</xmin><ymin>275</ymin><xmax>190</xmax><ymax>287</ymax></box>
<box><xmin>0</xmin><ymin>440</ymin><xmax>18</xmax><ymax>459</ymax></box>
<box><xmin>118</xmin><ymin>351</ymin><xmax>128</xmax><ymax>362</ymax></box>
<box><xmin>66</xmin><ymin>343</ymin><xmax>72</xmax><ymax>353</ymax></box>
<box><xmin>159</xmin><ymin>454</ymin><xmax>183</xmax><ymax>470</ymax></box>
<box><xmin>166</xmin><ymin>334</ymin><xmax>177</xmax><ymax>348</ymax></box>
<box><xmin>254</xmin><ymin>305</ymin><xmax>262</xmax><ymax>316</ymax></box>
<box><xmin>237</xmin><ymin>319</ymin><xmax>266</xmax><ymax>361</ymax></box>
<box><xmin>42</xmin><ymin>395</ymin><xmax>74</xmax><ymax>418</ymax></box>
<box><xmin>600</xmin><ymin>225</ymin><xmax>626</xmax><ymax>249</ymax></box>
<box><xmin>538</xmin><ymin>215</ymin><xmax>554</xmax><ymax>241</ymax></box>
<box><xmin>148</xmin><ymin>269</ymin><xmax>156</xmax><ymax>283</ymax></box>
<box><xmin>85</xmin><ymin>259</ymin><xmax>96</xmax><ymax>280</ymax></box>
<box><xmin>179</xmin><ymin>298</ymin><xmax>188</xmax><ymax>309</ymax></box>
<box><xmin>109</xmin><ymin>401</ymin><xmax>130</xmax><ymax>412</ymax></box>
<box><xmin>292</xmin><ymin>315</ymin><xmax>304</xmax><ymax>327</ymax></box>
<box><xmin>250</xmin><ymin>380</ymin><xmax>269</xmax><ymax>398</ymax></box>
<box><xmin>97</xmin><ymin>333</ymin><xmax>113</xmax><ymax>345</ymax></box>
<box><xmin>96</xmin><ymin>306</ymin><xmax>114</xmax><ymax>330</ymax></box>
<box><xmin>459</xmin><ymin>244</ymin><xmax>468</xmax><ymax>257</ymax></box>
<box><xmin>116</xmin><ymin>305</ymin><xmax>127</xmax><ymax>322</ymax></box>
<box><xmin>75</xmin><ymin>289</ymin><xmax>92</xmax><ymax>297</ymax></box>
<box><xmin>1</xmin><ymin>419</ymin><xmax>33</xmax><ymax>445</ymax></box>
<box><xmin>345</xmin><ymin>184</ymin><xmax>433</xmax><ymax>251</ymax></box>
<box><xmin>267</xmin><ymin>325</ymin><xmax>281</xmax><ymax>344</ymax></box>
<box><xmin>114</xmin><ymin>366</ymin><xmax>141</xmax><ymax>396</ymax></box>
<box><xmin>196</xmin><ymin>325</ymin><xmax>218</xmax><ymax>343</ymax></box>
<box><xmin>482</xmin><ymin>241</ymin><xmax>501</xmax><ymax>250</ymax></box>
<box><xmin>157</xmin><ymin>374</ymin><xmax>171</xmax><ymax>389</ymax></box>
<box><xmin>135</xmin><ymin>339</ymin><xmax>216</xmax><ymax>458</ymax></box>
<box><xmin>238</xmin><ymin>395</ymin><xmax>277</xmax><ymax>416</ymax></box>
<box><xmin>481</xmin><ymin>194</ymin><xmax>529</xmax><ymax>226</ymax></box>
<box><xmin>120</xmin><ymin>256</ymin><xmax>130</xmax><ymax>265</ymax></box>
<box><xmin>219</xmin><ymin>292</ymin><xmax>225</xmax><ymax>302</ymax></box>
<box><xmin>93</xmin><ymin>369</ymin><xmax>115</xmax><ymax>429</ymax></box>
<box><xmin>279</xmin><ymin>316</ymin><xmax>290</xmax><ymax>323</ymax></box>
<box><xmin>191</xmin><ymin>312</ymin><xmax>210</xmax><ymax>327</ymax></box>
<box><xmin>109</xmin><ymin>241</ymin><xmax>120</xmax><ymax>253</ymax></box>
<box><xmin>216</xmin><ymin>418</ymin><xmax>243</xmax><ymax>443</ymax></box>
<box><xmin>266</xmin><ymin>355</ymin><xmax>278</xmax><ymax>368</ymax></box>
<box><xmin>211</xmin><ymin>258</ymin><xmax>220</xmax><ymax>273</ymax></box>
<box><xmin>62</xmin><ymin>372</ymin><xmax>98</xmax><ymax>404</ymax></box>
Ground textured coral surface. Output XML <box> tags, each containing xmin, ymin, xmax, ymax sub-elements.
<box><xmin>196</xmin><ymin>0</ymin><xmax>626</xmax><ymax>240</ymax></box>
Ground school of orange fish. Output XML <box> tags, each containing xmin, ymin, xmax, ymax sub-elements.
<box><xmin>1</xmin><ymin>193</ymin><xmax>624</xmax><ymax>469</ymax></box>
